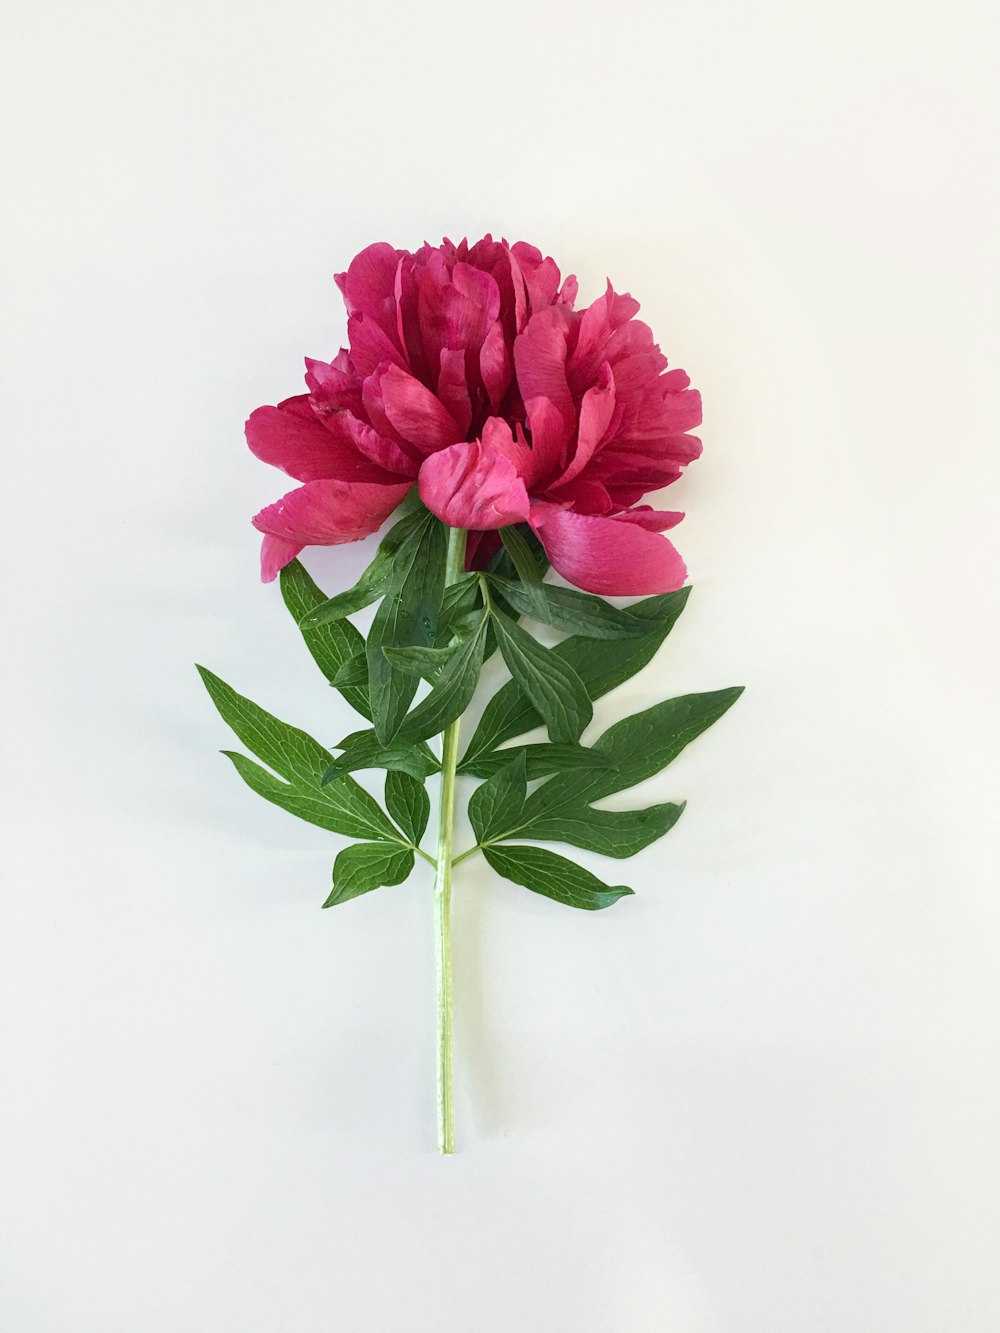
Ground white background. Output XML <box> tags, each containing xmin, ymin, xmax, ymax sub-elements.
<box><xmin>2</xmin><ymin>0</ymin><xmax>998</xmax><ymax>1328</ymax></box>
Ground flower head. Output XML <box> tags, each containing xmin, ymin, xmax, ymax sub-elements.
<box><xmin>248</xmin><ymin>236</ymin><xmax>701</xmax><ymax>593</ymax></box>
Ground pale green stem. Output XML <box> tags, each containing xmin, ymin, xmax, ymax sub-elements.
<box><xmin>433</xmin><ymin>525</ymin><xmax>467</xmax><ymax>1154</ymax></box>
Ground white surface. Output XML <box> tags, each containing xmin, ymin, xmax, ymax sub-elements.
<box><xmin>2</xmin><ymin>0</ymin><xmax>998</xmax><ymax>1328</ymax></box>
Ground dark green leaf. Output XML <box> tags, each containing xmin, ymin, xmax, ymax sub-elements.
<box><xmin>520</xmin><ymin>801</ymin><xmax>686</xmax><ymax>858</ymax></box>
<box><xmin>367</xmin><ymin>511</ymin><xmax>446</xmax><ymax>743</ymax></box>
<box><xmin>323</xmin><ymin>842</ymin><xmax>414</xmax><ymax>907</ymax></box>
<box><xmin>468</xmin><ymin>751</ymin><xmax>527</xmax><ymax>845</ymax></box>
<box><xmin>521</xmin><ymin>688</ymin><xmax>744</xmax><ymax>820</ymax></box>
<box><xmin>382</xmin><ymin>642</ymin><xmax>458</xmax><ymax>677</ymax></box>
<box><xmin>499</xmin><ymin>527</ymin><xmax>548</xmax><ymax>620</ymax></box>
<box><xmin>219</xmin><ymin>752</ymin><xmax>395</xmax><ymax>841</ymax></box>
<box><xmin>298</xmin><ymin>509</ymin><xmax>428</xmax><ymax>628</ymax></box>
<box><xmin>460</xmin><ymin>743</ymin><xmax>615</xmax><ymax>781</ymax></box>
<box><xmin>460</xmin><ymin>587</ymin><xmax>691</xmax><ymax>768</ymax></box>
<box><xmin>483</xmin><ymin>845</ymin><xmax>633</xmax><ymax>911</ymax></box>
<box><xmin>397</xmin><ymin>616</ymin><xmax>489</xmax><ymax>743</ymax></box>
<box><xmin>197</xmin><ymin>665</ymin><xmax>397</xmax><ymax>841</ymax></box>
<box><xmin>438</xmin><ymin>574</ymin><xmax>481</xmax><ymax>642</ymax></box>
<box><xmin>489</xmin><ymin>577</ymin><xmax>658</xmax><ymax>639</ymax></box>
<box><xmin>278</xmin><ymin>560</ymin><xmax>371</xmax><ymax>719</ymax></box>
<box><xmin>322</xmin><ymin>731</ymin><xmax>440</xmax><ymax>783</ymax></box>
<box><xmin>385</xmin><ymin>771</ymin><xmax>430</xmax><ymax>845</ymax></box>
<box><xmin>490</xmin><ymin>609</ymin><xmax>592</xmax><ymax>744</ymax></box>
<box><xmin>332</xmin><ymin>652</ymin><xmax>368</xmax><ymax>687</ymax></box>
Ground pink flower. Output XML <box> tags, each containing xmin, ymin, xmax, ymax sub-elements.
<box><xmin>248</xmin><ymin>236</ymin><xmax>701</xmax><ymax>593</ymax></box>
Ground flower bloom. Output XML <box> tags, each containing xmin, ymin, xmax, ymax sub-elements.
<box><xmin>247</xmin><ymin>237</ymin><xmax>702</xmax><ymax>594</ymax></box>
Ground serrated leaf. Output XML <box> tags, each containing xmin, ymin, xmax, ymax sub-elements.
<box><xmin>322</xmin><ymin>731</ymin><xmax>439</xmax><ymax>784</ymax></box>
<box><xmin>298</xmin><ymin>508</ymin><xmax>428</xmax><ymax>628</ymax></box>
<box><xmin>460</xmin><ymin>587</ymin><xmax>691</xmax><ymax>769</ymax></box>
<box><xmin>483</xmin><ymin>845</ymin><xmax>633</xmax><ymax>911</ymax></box>
<box><xmin>397</xmin><ymin>615</ymin><xmax>489</xmax><ymax>743</ymax></box>
<box><xmin>521</xmin><ymin>801</ymin><xmax>686</xmax><ymax>858</ymax></box>
<box><xmin>489</xmin><ymin>576</ymin><xmax>657</xmax><ymax>639</ymax></box>
<box><xmin>385</xmin><ymin>771</ymin><xmax>430</xmax><ymax>844</ymax></box>
<box><xmin>323</xmin><ymin>842</ymin><xmax>414</xmax><ymax>907</ymax></box>
<box><xmin>468</xmin><ymin>751</ymin><xmax>527</xmax><ymax>845</ymax></box>
<box><xmin>367</xmin><ymin>510</ymin><xmax>446</xmax><ymax>743</ymax></box>
<box><xmin>382</xmin><ymin>641</ymin><xmax>459</xmax><ymax>677</ymax></box>
<box><xmin>499</xmin><ymin>526</ymin><xmax>548</xmax><ymax>620</ymax></box>
<box><xmin>460</xmin><ymin>742</ymin><xmax>615</xmax><ymax>781</ymax></box>
<box><xmin>198</xmin><ymin>666</ymin><xmax>399</xmax><ymax>841</ymax></box>
<box><xmin>332</xmin><ymin>652</ymin><xmax>369</xmax><ymax>687</ymax></box>
<box><xmin>279</xmin><ymin>560</ymin><xmax>371</xmax><ymax>718</ymax></box>
<box><xmin>490</xmin><ymin>609</ymin><xmax>592</xmax><ymax>744</ymax></box>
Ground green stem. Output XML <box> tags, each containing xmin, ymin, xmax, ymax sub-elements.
<box><xmin>433</xmin><ymin>525</ymin><xmax>467</xmax><ymax>1154</ymax></box>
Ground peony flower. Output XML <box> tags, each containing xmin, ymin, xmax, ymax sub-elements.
<box><xmin>247</xmin><ymin>236</ymin><xmax>702</xmax><ymax>594</ymax></box>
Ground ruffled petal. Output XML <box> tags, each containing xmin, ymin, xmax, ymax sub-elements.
<box><xmin>418</xmin><ymin>438</ymin><xmax>530</xmax><ymax>530</ymax></box>
<box><xmin>436</xmin><ymin>348</ymin><xmax>473</xmax><ymax>438</ymax></box>
<box><xmin>252</xmin><ymin>479</ymin><xmax>412</xmax><ymax>563</ymax></box>
<box><xmin>614</xmin><ymin>505</ymin><xmax>685</xmax><ymax>531</ymax></box>
<box><xmin>245</xmin><ymin>404</ymin><xmax>399</xmax><ymax>484</ymax></box>
<box><xmin>336</xmin><ymin>241</ymin><xmax>402</xmax><ymax>339</ymax></box>
<box><xmin>554</xmin><ymin>362</ymin><xmax>616</xmax><ymax>487</ymax></box>
<box><xmin>514</xmin><ymin>306</ymin><xmax>575</xmax><ymax>452</ymax></box>
<box><xmin>529</xmin><ymin>502</ymin><xmax>687</xmax><ymax>595</ymax></box>
<box><xmin>376</xmin><ymin>363</ymin><xmax>463</xmax><ymax>453</ymax></box>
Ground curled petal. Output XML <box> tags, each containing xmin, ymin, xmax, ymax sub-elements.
<box><xmin>554</xmin><ymin>362</ymin><xmax>616</xmax><ymax>487</ymax></box>
<box><xmin>614</xmin><ymin>505</ymin><xmax>685</xmax><ymax>531</ymax></box>
<box><xmin>252</xmin><ymin>479</ymin><xmax>412</xmax><ymax>574</ymax></box>
<box><xmin>336</xmin><ymin>242</ymin><xmax>401</xmax><ymax>338</ymax></box>
<box><xmin>418</xmin><ymin>438</ymin><xmax>530</xmax><ymax>530</ymax></box>
<box><xmin>529</xmin><ymin>502</ymin><xmax>687</xmax><ymax>595</ymax></box>
<box><xmin>259</xmin><ymin>534</ymin><xmax>303</xmax><ymax>582</ymax></box>
<box><xmin>514</xmin><ymin>306</ymin><xmax>575</xmax><ymax>450</ymax></box>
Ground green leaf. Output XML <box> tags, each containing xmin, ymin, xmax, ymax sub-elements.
<box><xmin>521</xmin><ymin>688</ymin><xmax>744</xmax><ymax>820</ymax></box>
<box><xmin>322</xmin><ymin>731</ymin><xmax>439</xmax><ymax>783</ymax></box>
<box><xmin>197</xmin><ymin>664</ymin><xmax>398</xmax><ymax>840</ymax></box>
<box><xmin>499</xmin><ymin>527</ymin><xmax>549</xmax><ymax>620</ymax></box>
<box><xmin>460</xmin><ymin>742</ymin><xmax>614</xmax><ymax>781</ymax></box>
<box><xmin>298</xmin><ymin>509</ymin><xmax>428</xmax><ymax>628</ymax></box>
<box><xmin>489</xmin><ymin>576</ymin><xmax>658</xmax><ymax>639</ymax></box>
<box><xmin>323</xmin><ymin>842</ymin><xmax>414</xmax><ymax>907</ymax></box>
<box><xmin>521</xmin><ymin>801</ymin><xmax>686</xmax><ymax>858</ymax></box>
<box><xmin>278</xmin><ymin>560</ymin><xmax>371</xmax><ymax>719</ymax></box>
<box><xmin>385</xmin><ymin>771</ymin><xmax>430</xmax><ymax>845</ymax></box>
<box><xmin>367</xmin><ymin>510</ymin><xmax>447</xmax><ymax>743</ymax></box>
<box><xmin>489</xmin><ymin>609</ymin><xmax>592</xmax><ymax>744</ymax></box>
<box><xmin>483</xmin><ymin>845</ymin><xmax>633</xmax><ymax>911</ymax></box>
<box><xmin>468</xmin><ymin>751</ymin><xmax>527</xmax><ymax>845</ymax></box>
<box><xmin>382</xmin><ymin>641</ymin><xmax>458</xmax><ymax>678</ymax></box>
<box><xmin>332</xmin><ymin>652</ymin><xmax>369</xmax><ymax>687</ymax></box>
<box><xmin>438</xmin><ymin>574</ymin><xmax>481</xmax><ymax>641</ymax></box>
<box><xmin>219</xmin><ymin>751</ymin><xmax>394</xmax><ymax>841</ymax></box>
<box><xmin>460</xmin><ymin>587</ymin><xmax>691</xmax><ymax>769</ymax></box>
<box><xmin>397</xmin><ymin>615</ymin><xmax>489</xmax><ymax>743</ymax></box>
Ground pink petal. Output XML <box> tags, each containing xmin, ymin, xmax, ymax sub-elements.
<box><xmin>376</xmin><ymin>363</ymin><xmax>463</xmax><ymax>453</ymax></box>
<box><xmin>510</xmin><ymin>242</ymin><xmax>562</xmax><ymax>313</ymax></box>
<box><xmin>336</xmin><ymin>242</ymin><xmax>401</xmax><ymax>336</ymax></box>
<box><xmin>436</xmin><ymin>348</ymin><xmax>473</xmax><ymax>437</ymax></box>
<box><xmin>554</xmin><ymin>361</ymin><xmax>616</xmax><ymax>487</ymax></box>
<box><xmin>252</xmin><ymin>479</ymin><xmax>412</xmax><ymax>553</ymax></box>
<box><xmin>245</xmin><ymin>404</ymin><xmax>399</xmax><ymax>484</ymax></box>
<box><xmin>259</xmin><ymin>534</ymin><xmax>303</xmax><ymax>582</ymax></box>
<box><xmin>480</xmin><ymin>320</ymin><xmax>513</xmax><ymax>411</ymax></box>
<box><xmin>347</xmin><ymin>312</ymin><xmax>407</xmax><ymax>378</ymax></box>
<box><xmin>514</xmin><ymin>306</ymin><xmax>575</xmax><ymax>448</ymax></box>
<box><xmin>418</xmin><ymin>438</ymin><xmax>530</xmax><ymax>530</ymax></box>
<box><xmin>529</xmin><ymin>502</ymin><xmax>687</xmax><ymax>596</ymax></box>
<box><xmin>615</xmin><ymin>505</ymin><xmax>685</xmax><ymax>531</ymax></box>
